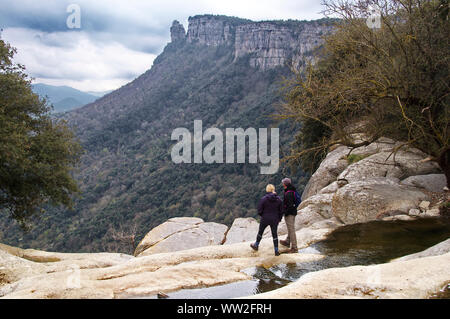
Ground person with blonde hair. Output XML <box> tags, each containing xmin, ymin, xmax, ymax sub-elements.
<box><xmin>250</xmin><ymin>184</ymin><xmax>283</xmax><ymax>256</ymax></box>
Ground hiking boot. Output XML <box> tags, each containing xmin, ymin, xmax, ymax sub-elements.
<box><xmin>286</xmin><ymin>248</ymin><xmax>298</xmax><ymax>254</ymax></box>
<box><xmin>274</xmin><ymin>250</ymin><xmax>280</xmax><ymax>256</ymax></box>
<box><xmin>280</xmin><ymin>239</ymin><xmax>290</xmax><ymax>247</ymax></box>
<box><xmin>250</xmin><ymin>243</ymin><xmax>259</xmax><ymax>251</ymax></box>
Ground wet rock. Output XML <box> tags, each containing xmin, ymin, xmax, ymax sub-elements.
<box><xmin>157</xmin><ymin>292</ymin><xmax>169</xmax><ymax>299</ymax></box>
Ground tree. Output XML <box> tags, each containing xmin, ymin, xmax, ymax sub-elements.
<box><xmin>280</xmin><ymin>0</ymin><xmax>449</xmax><ymax>186</ymax></box>
<box><xmin>0</xmin><ymin>37</ymin><xmax>83</xmax><ymax>229</ymax></box>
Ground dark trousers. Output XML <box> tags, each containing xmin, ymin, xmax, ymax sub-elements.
<box><xmin>255</xmin><ymin>219</ymin><xmax>279</xmax><ymax>251</ymax></box>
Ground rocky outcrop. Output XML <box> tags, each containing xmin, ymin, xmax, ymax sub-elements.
<box><xmin>186</xmin><ymin>15</ymin><xmax>236</xmax><ymax>46</ymax></box>
<box><xmin>134</xmin><ymin>217</ymin><xmax>228</xmax><ymax>256</ymax></box>
<box><xmin>302</xmin><ymin>138</ymin><xmax>442</xmax><ymax>201</ymax></box>
<box><xmin>0</xmin><ymin>242</ymin><xmax>133</xmax><ymax>288</ymax></box>
<box><xmin>223</xmin><ymin>218</ymin><xmax>268</xmax><ymax>245</ymax></box>
<box><xmin>245</xmin><ymin>253</ymin><xmax>450</xmax><ymax>299</ymax></box>
<box><xmin>300</xmin><ymin>137</ymin><xmax>444</xmax><ymax>225</ymax></box>
<box><xmin>170</xmin><ymin>20</ymin><xmax>186</xmax><ymax>43</ymax></box>
<box><xmin>392</xmin><ymin>238</ymin><xmax>450</xmax><ymax>262</ymax></box>
<box><xmin>176</xmin><ymin>15</ymin><xmax>334</xmax><ymax>70</ymax></box>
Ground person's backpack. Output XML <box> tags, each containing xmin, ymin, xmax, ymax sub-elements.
<box><xmin>286</xmin><ymin>190</ymin><xmax>302</xmax><ymax>208</ymax></box>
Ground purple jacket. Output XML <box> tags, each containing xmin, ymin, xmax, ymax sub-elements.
<box><xmin>257</xmin><ymin>192</ymin><xmax>283</xmax><ymax>224</ymax></box>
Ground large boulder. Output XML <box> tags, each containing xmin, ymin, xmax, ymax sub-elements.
<box><xmin>134</xmin><ymin>217</ymin><xmax>228</xmax><ymax>256</ymax></box>
<box><xmin>298</xmin><ymin>193</ymin><xmax>334</xmax><ymax>219</ymax></box>
<box><xmin>332</xmin><ymin>178</ymin><xmax>429</xmax><ymax>224</ymax></box>
<box><xmin>338</xmin><ymin>149</ymin><xmax>441</xmax><ymax>184</ymax></box>
<box><xmin>401</xmin><ymin>174</ymin><xmax>447</xmax><ymax>193</ymax></box>
<box><xmin>277</xmin><ymin>208</ymin><xmax>326</xmax><ymax>236</ymax></box>
<box><xmin>302</xmin><ymin>137</ymin><xmax>442</xmax><ymax>203</ymax></box>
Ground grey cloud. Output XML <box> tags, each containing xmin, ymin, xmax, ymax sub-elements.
<box><xmin>1</xmin><ymin>0</ymin><xmax>326</xmax><ymax>92</ymax></box>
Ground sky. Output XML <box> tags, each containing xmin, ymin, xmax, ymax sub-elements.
<box><xmin>0</xmin><ymin>0</ymin><xmax>325</xmax><ymax>93</ymax></box>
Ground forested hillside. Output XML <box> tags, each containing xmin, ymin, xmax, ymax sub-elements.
<box><xmin>0</xmin><ymin>16</ymin><xmax>335</xmax><ymax>253</ymax></box>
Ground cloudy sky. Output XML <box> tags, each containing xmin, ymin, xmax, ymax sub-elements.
<box><xmin>0</xmin><ymin>0</ymin><xmax>325</xmax><ymax>93</ymax></box>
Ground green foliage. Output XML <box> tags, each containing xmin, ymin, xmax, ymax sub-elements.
<box><xmin>0</xmin><ymin>38</ymin><xmax>83</xmax><ymax>229</ymax></box>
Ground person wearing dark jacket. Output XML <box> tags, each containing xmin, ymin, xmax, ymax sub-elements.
<box><xmin>280</xmin><ymin>178</ymin><xmax>298</xmax><ymax>253</ymax></box>
<box><xmin>250</xmin><ymin>184</ymin><xmax>283</xmax><ymax>256</ymax></box>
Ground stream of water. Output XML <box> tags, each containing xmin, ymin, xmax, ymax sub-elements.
<box><xmin>143</xmin><ymin>218</ymin><xmax>450</xmax><ymax>299</ymax></box>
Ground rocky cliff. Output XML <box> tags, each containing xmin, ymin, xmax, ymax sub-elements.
<box><xmin>173</xmin><ymin>15</ymin><xmax>333</xmax><ymax>70</ymax></box>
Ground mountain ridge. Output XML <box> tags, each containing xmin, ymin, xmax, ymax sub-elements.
<box><xmin>32</xmin><ymin>83</ymin><xmax>100</xmax><ymax>113</ymax></box>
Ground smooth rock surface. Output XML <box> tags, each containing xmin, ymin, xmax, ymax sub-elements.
<box><xmin>332</xmin><ymin>178</ymin><xmax>428</xmax><ymax>224</ymax></box>
<box><xmin>401</xmin><ymin>174</ymin><xmax>447</xmax><ymax>193</ymax></box>
<box><xmin>338</xmin><ymin>150</ymin><xmax>441</xmax><ymax>184</ymax></box>
<box><xmin>392</xmin><ymin>238</ymin><xmax>450</xmax><ymax>262</ymax></box>
<box><xmin>0</xmin><ymin>226</ymin><xmax>331</xmax><ymax>299</ymax></box>
<box><xmin>135</xmin><ymin>218</ymin><xmax>228</xmax><ymax>256</ymax></box>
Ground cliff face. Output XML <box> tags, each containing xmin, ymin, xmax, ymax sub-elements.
<box><xmin>185</xmin><ymin>15</ymin><xmax>236</xmax><ymax>46</ymax></box>
<box><xmin>234</xmin><ymin>22</ymin><xmax>331</xmax><ymax>70</ymax></box>
<box><xmin>172</xmin><ymin>15</ymin><xmax>333</xmax><ymax>70</ymax></box>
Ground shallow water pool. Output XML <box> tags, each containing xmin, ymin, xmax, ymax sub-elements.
<box><xmin>142</xmin><ymin>218</ymin><xmax>450</xmax><ymax>299</ymax></box>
